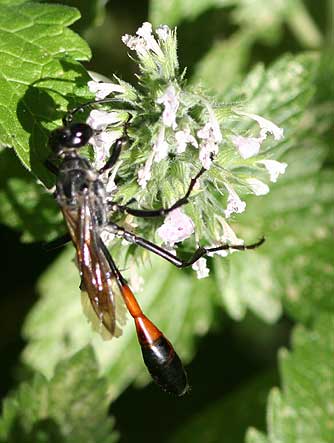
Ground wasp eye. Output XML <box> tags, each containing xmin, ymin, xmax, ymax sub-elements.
<box><xmin>49</xmin><ymin>123</ymin><xmax>93</xmax><ymax>152</ymax></box>
<box><xmin>67</xmin><ymin>123</ymin><xmax>93</xmax><ymax>148</ymax></box>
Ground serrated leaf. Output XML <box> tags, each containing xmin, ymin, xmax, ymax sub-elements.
<box><xmin>213</xmin><ymin>154</ymin><xmax>333</xmax><ymax>325</ymax></box>
<box><xmin>0</xmin><ymin>347</ymin><xmax>118</xmax><ymax>443</ymax></box>
<box><xmin>237</xmin><ymin>145</ymin><xmax>334</xmax><ymax>324</ymax></box>
<box><xmin>233</xmin><ymin>53</ymin><xmax>317</xmax><ymax>134</ymax></box>
<box><xmin>246</xmin><ymin>314</ymin><xmax>334</xmax><ymax>443</ymax></box>
<box><xmin>149</xmin><ymin>0</ymin><xmax>235</xmax><ymax>27</ymax></box>
<box><xmin>0</xmin><ymin>2</ymin><xmax>91</xmax><ymax>185</ymax></box>
<box><xmin>43</xmin><ymin>0</ymin><xmax>106</xmax><ymax>33</ymax></box>
<box><xmin>214</xmin><ymin>252</ymin><xmax>282</xmax><ymax>323</ymax></box>
<box><xmin>22</xmin><ymin>247</ymin><xmax>216</xmax><ymax>399</ymax></box>
<box><xmin>169</xmin><ymin>371</ymin><xmax>277</xmax><ymax>443</ymax></box>
<box><xmin>210</xmin><ymin>53</ymin><xmax>322</xmax><ymax>323</ymax></box>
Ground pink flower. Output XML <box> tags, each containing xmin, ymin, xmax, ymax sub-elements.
<box><xmin>157</xmin><ymin>208</ymin><xmax>194</xmax><ymax>246</ymax></box>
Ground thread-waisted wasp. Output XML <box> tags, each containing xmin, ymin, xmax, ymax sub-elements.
<box><xmin>46</xmin><ymin>98</ymin><xmax>264</xmax><ymax>396</ymax></box>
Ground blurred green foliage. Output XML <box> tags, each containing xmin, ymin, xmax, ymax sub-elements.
<box><xmin>0</xmin><ymin>0</ymin><xmax>332</xmax><ymax>442</ymax></box>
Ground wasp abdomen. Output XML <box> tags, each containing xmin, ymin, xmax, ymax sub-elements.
<box><xmin>141</xmin><ymin>336</ymin><xmax>189</xmax><ymax>396</ymax></box>
<box><xmin>134</xmin><ymin>316</ymin><xmax>189</xmax><ymax>396</ymax></box>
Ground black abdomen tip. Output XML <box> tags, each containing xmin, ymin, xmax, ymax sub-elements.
<box><xmin>140</xmin><ymin>336</ymin><xmax>189</xmax><ymax>396</ymax></box>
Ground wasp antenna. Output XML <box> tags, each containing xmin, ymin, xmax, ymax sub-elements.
<box><xmin>63</xmin><ymin>97</ymin><xmax>136</xmax><ymax>126</ymax></box>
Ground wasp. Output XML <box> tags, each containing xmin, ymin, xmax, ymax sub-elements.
<box><xmin>46</xmin><ymin>98</ymin><xmax>264</xmax><ymax>395</ymax></box>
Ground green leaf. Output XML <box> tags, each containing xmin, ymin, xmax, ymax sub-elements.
<box><xmin>214</xmin><ymin>252</ymin><xmax>282</xmax><ymax>323</ymax></box>
<box><xmin>235</xmin><ymin>144</ymin><xmax>334</xmax><ymax>324</ymax></box>
<box><xmin>246</xmin><ymin>314</ymin><xmax>334</xmax><ymax>443</ymax></box>
<box><xmin>191</xmin><ymin>31</ymin><xmax>253</xmax><ymax>95</ymax></box>
<box><xmin>0</xmin><ymin>347</ymin><xmax>118</xmax><ymax>443</ymax></box>
<box><xmin>149</xmin><ymin>0</ymin><xmax>235</xmax><ymax>27</ymax></box>
<box><xmin>210</xmin><ymin>53</ymin><xmax>323</xmax><ymax>323</ymax></box>
<box><xmin>42</xmin><ymin>0</ymin><xmax>106</xmax><ymax>33</ymax></box>
<box><xmin>0</xmin><ymin>149</ymin><xmax>63</xmax><ymax>242</ymax></box>
<box><xmin>169</xmin><ymin>371</ymin><xmax>277</xmax><ymax>443</ymax></box>
<box><xmin>0</xmin><ymin>0</ymin><xmax>29</xmax><ymax>4</ymax></box>
<box><xmin>22</xmin><ymin>248</ymin><xmax>216</xmax><ymax>399</ymax></box>
<box><xmin>0</xmin><ymin>2</ymin><xmax>91</xmax><ymax>185</ymax></box>
<box><xmin>231</xmin><ymin>0</ymin><xmax>293</xmax><ymax>44</ymax></box>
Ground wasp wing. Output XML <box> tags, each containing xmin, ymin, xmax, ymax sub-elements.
<box><xmin>60</xmin><ymin>192</ymin><xmax>123</xmax><ymax>337</ymax></box>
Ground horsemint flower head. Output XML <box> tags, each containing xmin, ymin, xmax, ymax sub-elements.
<box><xmin>85</xmin><ymin>22</ymin><xmax>287</xmax><ymax>278</ymax></box>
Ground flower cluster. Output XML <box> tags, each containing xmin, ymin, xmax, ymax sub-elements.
<box><xmin>85</xmin><ymin>22</ymin><xmax>287</xmax><ymax>278</ymax></box>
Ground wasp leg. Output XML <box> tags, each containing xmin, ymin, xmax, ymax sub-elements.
<box><xmin>98</xmin><ymin>136</ymin><xmax>125</xmax><ymax>174</ymax></box>
<box><xmin>107</xmin><ymin>223</ymin><xmax>265</xmax><ymax>268</ymax></box>
<box><xmin>98</xmin><ymin>114</ymin><xmax>133</xmax><ymax>174</ymax></box>
<box><xmin>108</xmin><ymin>167</ymin><xmax>207</xmax><ymax>218</ymax></box>
<box><xmin>45</xmin><ymin>159</ymin><xmax>59</xmax><ymax>175</ymax></box>
<box><xmin>43</xmin><ymin>233</ymin><xmax>71</xmax><ymax>251</ymax></box>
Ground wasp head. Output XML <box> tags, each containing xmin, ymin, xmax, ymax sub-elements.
<box><xmin>49</xmin><ymin>123</ymin><xmax>93</xmax><ymax>155</ymax></box>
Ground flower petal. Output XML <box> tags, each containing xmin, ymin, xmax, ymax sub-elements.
<box><xmin>246</xmin><ymin>178</ymin><xmax>270</xmax><ymax>196</ymax></box>
<box><xmin>231</xmin><ymin>135</ymin><xmax>262</xmax><ymax>159</ymax></box>
<box><xmin>87</xmin><ymin>109</ymin><xmax>121</xmax><ymax>130</ymax></box>
<box><xmin>257</xmin><ymin>159</ymin><xmax>288</xmax><ymax>182</ymax></box>
<box><xmin>157</xmin><ymin>208</ymin><xmax>194</xmax><ymax>246</ymax></box>
<box><xmin>224</xmin><ymin>184</ymin><xmax>246</xmax><ymax>218</ymax></box>
<box><xmin>192</xmin><ymin>257</ymin><xmax>210</xmax><ymax>279</ymax></box>
<box><xmin>88</xmin><ymin>80</ymin><xmax>124</xmax><ymax>100</ymax></box>
<box><xmin>237</xmin><ymin>111</ymin><xmax>284</xmax><ymax>141</ymax></box>
<box><xmin>157</xmin><ymin>85</ymin><xmax>179</xmax><ymax>129</ymax></box>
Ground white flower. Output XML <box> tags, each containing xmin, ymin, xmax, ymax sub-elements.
<box><xmin>237</xmin><ymin>111</ymin><xmax>284</xmax><ymax>141</ymax></box>
<box><xmin>198</xmin><ymin>108</ymin><xmax>222</xmax><ymax>143</ymax></box>
<box><xmin>157</xmin><ymin>208</ymin><xmax>194</xmax><ymax>246</ymax></box>
<box><xmin>250</xmin><ymin>113</ymin><xmax>284</xmax><ymax>141</ymax></box>
<box><xmin>137</xmin><ymin>152</ymin><xmax>154</xmax><ymax>189</ymax></box>
<box><xmin>208</xmin><ymin>107</ymin><xmax>223</xmax><ymax>144</ymax></box>
<box><xmin>219</xmin><ymin>218</ymin><xmax>244</xmax><ymax>251</ymax></box>
<box><xmin>122</xmin><ymin>22</ymin><xmax>163</xmax><ymax>58</ymax></box>
<box><xmin>136</xmin><ymin>22</ymin><xmax>163</xmax><ymax>56</ymax></box>
<box><xmin>231</xmin><ymin>135</ymin><xmax>262</xmax><ymax>159</ymax></box>
<box><xmin>88</xmin><ymin>80</ymin><xmax>125</xmax><ymax>100</ymax></box>
<box><xmin>198</xmin><ymin>142</ymin><xmax>216</xmax><ymax>169</ymax></box>
<box><xmin>197</xmin><ymin>121</ymin><xmax>220</xmax><ymax>169</ymax></box>
<box><xmin>232</xmin><ymin>111</ymin><xmax>284</xmax><ymax>159</ymax></box>
<box><xmin>197</xmin><ymin>107</ymin><xmax>222</xmax><ymax>169</ymax></box>
<box><xmin>87</xmin><ymin>109</ymin><xmax>121</xmax><ymax>130</ymax></box>
<box><xmin>246</xmin><ymin>178</ymin><xmax>270</xmax><ymax>196</ymax></box>
<box><xmin>122</xmin><ymin>34</ymin><xmax>147</xmax><ymax>55</ymax></box>
<box><xmin>153</xmin><ymin>126</ymin><xmax>169</xmax><ymax>162</ymax></box>
<box><xmin>156</xmin><ymin>25</ymin><xmax>170</xmax><ymax>41</ymax></box>
<box><xmin>157</xmin><ymin>85</ymin><xmax>179</xmax><ymax>129</ymax></box>
<box><xmin>192</xmin><ymin>257</ymin><xmax>210</xmax><ymax>279</ymax></box>
<box><xmin>257</xmin><ymin>159</ymin><xmax>288</xmax><ymax>182</ymax></box>
<box><xmin>90</xmin><ymin>131</ymin><xmax>121</xmax><ymax>170</ymax></box>
<box><xmin>175</xmin><ymin>128</ymin><xmax>198</xmax><ymax>154</ymax></box>
<box><xmin>224</xmin><ymin>183</ymin><xmax>246</xmax><ymax>218</ymax></box>
<box><xmin>138</xmin><ymin>125</ymin><xmax>171</xmax><ymax>188</ymax></box>
<box><xmin>86</xmin><ymin>109</ymin><xmax>123</xmax><ymax>170</ymax></box>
